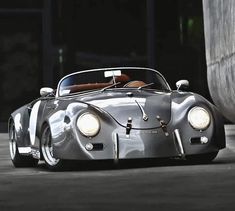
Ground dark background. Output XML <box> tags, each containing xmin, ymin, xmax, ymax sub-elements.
<box><xmin>0</xmin><ymin>0</ymin><xmax>207</xmax><ymax>131</ymax></box>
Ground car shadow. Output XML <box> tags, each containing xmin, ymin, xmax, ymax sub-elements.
<box><xmin>36</xmin><ymin>157</ymin><xmax>230</xmax><ymax>172</ymax></box>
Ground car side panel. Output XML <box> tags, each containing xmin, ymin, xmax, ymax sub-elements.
<box><xmin>9</xmin><ymin>105</ymin><xmax>31</xmax><ymax>148</ymax></box>
<box><xmin>9</xmin><ymin>99</ymin><xmax>50</xmax><ymax>150</ymax></box>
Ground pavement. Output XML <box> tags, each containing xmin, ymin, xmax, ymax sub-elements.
<box><xmin>1</xmin><ymin>125</ymin><xmax>235</xmax><ymax>211</ymax></box>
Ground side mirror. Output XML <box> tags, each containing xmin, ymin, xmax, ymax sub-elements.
<box><xmin>40</xmin><ymin>87</ymin><xmax>54</xmax><ymax>97</ymax></box>
<box><xmin>176</xmin><ymin>80</ymin><xmax>189</xmax><ymax>91</ymax></box>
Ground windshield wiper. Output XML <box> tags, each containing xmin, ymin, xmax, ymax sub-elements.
<box><xmin>101</xmin><ymin>82</ymin><xmax>121</xmax><ymax>92</ymax></box>
<box><xmin>138</xmin><ymin>82</ymin><xmax>154</xmax><ymax>90</ymax></box>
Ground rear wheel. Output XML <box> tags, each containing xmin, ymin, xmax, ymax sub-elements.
<box><xmin>186</xmin><ymin>151</ymin><xmax>218</xmax><ymax>164</ymax></box>
<box><xmin>40</xmin><ymin>125</ymin><xmax>64</xmax><ymax>171</ymax></box>
<box><xmin>9</xmin><ymin>123</ymin><xmax>38</xmax><ymax>167</ymax></box>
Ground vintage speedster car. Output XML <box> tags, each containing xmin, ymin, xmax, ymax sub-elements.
<box><xmin>8</xmin><ymin>67</ymin><xmax>225</xmax><ymax>170</ymax></box>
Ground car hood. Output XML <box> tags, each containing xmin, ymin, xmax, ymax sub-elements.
<box><xmin>78</xmin><ymin>90</ymin><xmax>172</xmax><ymax>129</ymax></box>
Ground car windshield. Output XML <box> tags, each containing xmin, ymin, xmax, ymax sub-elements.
<box><xmin>57</xmin><ymin>68</ymin><xmax>170</xmax><ymax>96</ymax></box>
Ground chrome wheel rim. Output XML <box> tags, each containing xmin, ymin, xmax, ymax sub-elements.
<box><xmin>9</xmin><ymin>126</ymin><xmax>17</xmax><ymax>160</ymax></box>
<box><xmin>41</xmin><ymin>127</ymin><xmax>59</xmax><ymax>166</ymax></box>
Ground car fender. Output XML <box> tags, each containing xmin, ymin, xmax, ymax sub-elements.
<box><xmin>9</xmin><ymin>105</ymin><xmax>31</xmax><ymax>147</ymax></box>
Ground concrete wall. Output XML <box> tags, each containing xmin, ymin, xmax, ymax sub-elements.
<box><xmin>203</xmin><ymin>0</ymin><xmax>235</xmax><ymax>122</ymax></box>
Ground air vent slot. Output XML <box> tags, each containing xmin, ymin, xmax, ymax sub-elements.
<box><xmin>92</xmin><ymin>143</ymin><xmax>104</xmax><ymax>150</ymax></box>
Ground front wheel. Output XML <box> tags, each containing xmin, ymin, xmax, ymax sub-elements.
<box><xmin>40</xmin><ymin>125</ymin><xmax>64</xmax><ymax>171</ymax></box>
<box><xmin>9</xmin><ymin>123</ymin><xmax>38</xmax><ymax>167</ymax></box>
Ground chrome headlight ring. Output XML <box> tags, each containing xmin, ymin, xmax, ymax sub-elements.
<box><xmin>77</xmin><ymin>112</ymin><xmax>100</xmax><ymax>137</ymax></box>
<box><xmin>188</xmin><ymin>106</ymin><xmax>211</xmax><ymax>130</ymax></box>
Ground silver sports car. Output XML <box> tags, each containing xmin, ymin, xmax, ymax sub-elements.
<box><xmin>8</xmin><ymin>67</ymin><xmax>225</xmax><ymax>170</ymax></box>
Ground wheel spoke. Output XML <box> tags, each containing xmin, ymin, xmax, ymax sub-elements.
<box><xmin>9</xmin><ymin>127</ymin><xmax>17</xmax><ymax>160</ymax></box>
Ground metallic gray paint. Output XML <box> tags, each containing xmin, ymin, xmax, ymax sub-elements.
<box><xmin>8</xmin><ymin>67</ymin><xmax>226</xmax><ymax>163</ymax></box>
<box><xmin>79</xmin><ymin>90</ymin><xmax>171</xmax><ymax>129</ymax></box>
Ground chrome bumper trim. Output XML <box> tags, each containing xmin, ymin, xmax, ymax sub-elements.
<box><xmin>18</xmin><ymin>147</ymin><xmax>31</xmax><ymax>154</ymax></box>
<box><xmin>113</xmin><ymin>133</ymin><xmax>119</xmax><ymax>163</ymax></box>
<box><xmin>174</xmin><ymin>129</ymin><xmax>185</xmax><ymax>157</ymax></box>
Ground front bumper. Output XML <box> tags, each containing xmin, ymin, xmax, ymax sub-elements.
<box><xmin>53</xmin><ymin>122</ymin><xmax>224</xmax><ymax>160</ymax></box>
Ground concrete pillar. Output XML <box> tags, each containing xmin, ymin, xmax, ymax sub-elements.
<box><xmin>203</xmin><ymin>0</ymin><xmax>235</xmax><ymax>122</ymax></box>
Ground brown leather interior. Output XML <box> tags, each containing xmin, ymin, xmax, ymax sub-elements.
<box><xmin>124</xmin><ymin>80</ymin><xmax>146</xmax><ymax>88</ymax></box>
<box><xmin>65</xmin><ymin>82</ymin><xmax>112</xmax><ymax>93</ymax></box>
<box><xmin>115</xmin><ymin>74</ymin><xmax>130</xmax><ymax>83</ymax></box>
<box><xmin>61</xmin><ymin>77</ymin><xmax>146</xmax><ymax>94</ymax></box>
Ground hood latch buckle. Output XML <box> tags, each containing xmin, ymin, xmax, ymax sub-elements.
<box><xmin>156</xmin><ymin>115</ymin><xmax>169</xmax><ymax>136</ymax></box>
<box><xmin>126</xmin><ymin>117</ymin><xmax>132</xmax><ymax>137</ymax></box>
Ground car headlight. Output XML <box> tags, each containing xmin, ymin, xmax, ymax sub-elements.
<box><xmin>188</xmin><ymin>107</ymin><xmax>211</xmax><ymax>130</ymax></box>
<box><xmin>77</xmin><ymin>113</ymin><xmax>100</xmax><ymax>137</ymax></box>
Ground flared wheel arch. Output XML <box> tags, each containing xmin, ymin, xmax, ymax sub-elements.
<box><xmin>8</xmin><ymin>120</ymin><xmax>38</xmax><ymax>167</ymax></box>
<box><xmin>40</xmin><ymin>123</ymin><xmax>65</xmax><ymax>171</ymax></box>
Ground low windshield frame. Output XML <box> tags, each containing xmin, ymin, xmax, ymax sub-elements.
<box><xmin>56</xmin><ymin>67</ymin><xmax>171</xmax><ymax>97</ymax></box>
